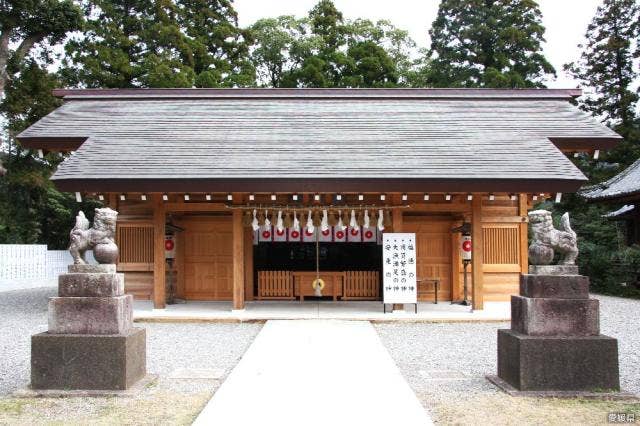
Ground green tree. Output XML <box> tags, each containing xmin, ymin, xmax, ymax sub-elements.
<box><xmin>427</xmin><ymin>0</ymin><xmax>555</xmax><ymax>88</ymax></box>
<box><xmin>564</xmin><ymin>0</ymin><xmax>640</xmax><ymax>166</ymax></box>
<box><xmin>0</xmin><ymin>61</ymin><xmax>99</xmax><ymax>248</ymax></box>
<box><xmin>553</xmin><ymin>0</ymin><xmax>640</xmax><ymax>297</ymax></box>
<box><xmin>0</xmin><ymin>0</ymin><xmax>83</xmax><ymax>92</ymax></box>
<box><xmin>249</xmin><ymin>1</ymin><xmax>414</xmax><ymax>88</ymax></box>
<box><xmin>62</xmin><ymin>0</ymin><xmax>254</xmax><ymax>88</ymax></box>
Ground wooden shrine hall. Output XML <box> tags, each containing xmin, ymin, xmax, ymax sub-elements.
<box><xmin>17</xmin><ymin>88</ymin><xmax>621</xmax><ymax>310</ymax></box>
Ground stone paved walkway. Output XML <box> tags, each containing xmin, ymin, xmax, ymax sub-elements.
<box><xmin>193</xmin><ymin>319</ymin><xmax>432</xmax><ymax>426</ymax></box>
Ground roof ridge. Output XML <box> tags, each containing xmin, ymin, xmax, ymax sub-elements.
<box><xmin>52</xmin><ymin>87</ymin><xmax>583</xmax><ymax>100</ymax></box>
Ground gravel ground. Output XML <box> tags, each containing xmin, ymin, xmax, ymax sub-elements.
<box><xmin>375</xmin><ymin>294</ymin><xmax>640</xmax><ymax>424</ymax></box>
<box><xmin>0</xmin><ymin>287</ymin><xmax>262</xmax><ymax>424</ymax></box>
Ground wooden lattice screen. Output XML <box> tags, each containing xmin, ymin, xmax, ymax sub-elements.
<box><xmin>116</xmin><ymin>224</ymin><xmax>154</xmax><ymax>267</ymax></box>
<box><xmin>482</xmin><ymin>226</ymin><xmax>519</xmax><ymax>265</ymax></box>
<box><xmin>258</xmin><ymin>271</ymin><xmax>295</xmax><ymax>299</ymax></box>
<box><xmin>343</xmin><ymin>271</ymin><xmax>380</xmax><ymax>300</ymax></box>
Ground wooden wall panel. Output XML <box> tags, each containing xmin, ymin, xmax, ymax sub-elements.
<box><xmin>183</xmin><ymin>216</ymin><xmax>233</xmax><ymax>300</ymax></box>
<box><xmin>404</xmin><ymin>216</ymin><xmax>453</xmax><ymax>302</ymax></box>
<box><xmin>483</xmin><ymin>225</ymin><xmax>519</xmax><ymax>265</ymax></box>
<box><xmin>122</xmin><ymin>271</ymin><xmax>153</xmax><ymax>300</ymax></box>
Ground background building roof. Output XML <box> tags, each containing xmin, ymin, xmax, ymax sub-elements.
<box><xmin>17</xmin><ymin>88</ymin><xmax>621</xmax><ymax>193</ymax></box>
<box><xmin>581</xmin><ymin>158</ymin><xmax>640</xmax><ymax>202</ymax></box>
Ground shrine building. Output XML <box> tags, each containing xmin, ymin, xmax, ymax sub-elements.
<box><xmin>17</xmin><ymin>88</ymin><xmax>621</xmax><ymax>310</ymax></box>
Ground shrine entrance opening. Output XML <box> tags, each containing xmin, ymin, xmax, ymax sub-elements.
<box><xmin>254</xmin><ymin>242</ymin><xmax>382</xmax><ymax>301</ymax></box>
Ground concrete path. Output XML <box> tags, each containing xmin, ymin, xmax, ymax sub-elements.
<box><xmin>194</xmin><ymin>320</ymin><xmax>432</xmax><ymax>426</ymax></box>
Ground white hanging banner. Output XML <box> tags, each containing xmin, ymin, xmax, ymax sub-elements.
<box><xmin>333</xmin><ymin>226</ymin><xmax>347</xmax><ymax>242</ymax></box>
<box><xmin>382</xmin><ymin>233</ymin><xmax>417</xmax><ymax>305</ymax></box>
<box><xmin>362</xmin><ymin>226</ymin><xmax>377</xmax><ymax>243</ymax></box>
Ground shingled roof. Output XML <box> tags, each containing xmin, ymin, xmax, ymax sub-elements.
<box><xmin>17</xmin><ymin>88</ymin><xmax>622</xmax><ymax>193</ymax></box>
<box><xmin>581</xmin><ymin>158</ymin><xmax>640</xmax><ymax>202</ymax></box>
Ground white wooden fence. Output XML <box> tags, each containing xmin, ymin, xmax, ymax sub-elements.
<box><xmin>0</xmin><ymin>245</ymin><xmax>94</xmax><ymax>289</ymax></box>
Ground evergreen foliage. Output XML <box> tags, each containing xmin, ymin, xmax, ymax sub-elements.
<box><xmin>558</xmin><ymin>0</ymin><xmax>640</xmax><ymax>297</ymax></box>
<box><xmin>249</xmin><ymin>0</ymin><xmax>414</xmax><ymax>88</ymax></box>
<box><xmin>427</xmin><ymin>0</ymin><xmax>555</xmax><ymax>88</ymax></box>
<box><xmin>61</xmin><ymin>0</ymin><xmax>254</xmax><ymax>88</ymax></box>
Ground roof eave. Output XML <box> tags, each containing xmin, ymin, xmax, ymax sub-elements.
<box><xmin>51</xmin><ymin>177</ymin><xmax>587</xmax><ymax>194</ymax></box>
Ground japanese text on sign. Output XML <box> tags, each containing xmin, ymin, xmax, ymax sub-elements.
<box><xmin>382</xmin><ymin>233</ymin><xmax>417</xmax><ymax>304</ymax></box>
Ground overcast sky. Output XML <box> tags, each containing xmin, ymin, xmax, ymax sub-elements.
<box><xmin>234</xmin><ymin>0</ymin><xmax>604</xmax><ymax>89</ymax></box>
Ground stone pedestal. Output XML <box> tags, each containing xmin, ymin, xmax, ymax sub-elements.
<box><xmin>30</xmin><ymin>264</ymin><xmax>146</xmax><ymax>390</ymax></box>
<box><xmin>496</xmin><ymin>274</ymin><xmax>620</xmax><ymax>392</ymax></box>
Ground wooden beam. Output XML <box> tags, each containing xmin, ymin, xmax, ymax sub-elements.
<box><xmin>232</xmin><ymin>210</ymin><xmax>245</xmax><ymax>310</ymax></box>
<box><xmin>471</xmin><ymin>195</ymin><xmax>484</xmax><ymax>310</ymax></box>
<box><xmin>519</xmin><ymin>194</ymin><xmax>529</xmax><ymax>274</ymax></box>
<box><xmin>165</xmin><ymin>202</ymin><xmax>227</xmax><ymax>212</ymax></box>
<box><xmin>152</xmin><ymin>195</ymin><xmax>166</xmax><ymax>309</ymax></box>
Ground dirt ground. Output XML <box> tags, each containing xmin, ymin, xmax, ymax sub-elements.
<box><xmin>430</xmin><ymin>394</ymin><xmax>640</xmax><ymax>426</ymax></box>
<box><xmin>0</xmin><ymin>380</ymin><xmax>213</xmax><ymax>426</ymax></box>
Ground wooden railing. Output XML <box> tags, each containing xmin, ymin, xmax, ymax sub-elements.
<box><xmin>257</xmin><ymin>270</ymin><xmax>294</xmax><ymax>299</ymax></box>
<box><xmin>343</xmin><ymin>271</ymin><xmax>380</xmax><ymax>300</ymax></box>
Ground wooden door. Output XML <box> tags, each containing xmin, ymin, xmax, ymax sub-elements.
<box><xmin>183</xmin><ymin>216</ymin><xmax>233</xmax><ymax>300</ymax></box>
<box><xmin>403</xmin><ymin>216</ymin><xmax>453</xmax><ymax>302</ymax></box>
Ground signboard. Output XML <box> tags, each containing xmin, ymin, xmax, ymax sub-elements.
<box><xmin>382</xmin><ymin>233</ymin><xmax>417</xmax><ymax>305</ymax></box>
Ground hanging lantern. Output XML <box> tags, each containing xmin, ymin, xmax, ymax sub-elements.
<box><xmin>289</xmin><ymin>211</ymin><xmax>301</xmax><ymax>241</ymax></box>
<box><xmin>274</xmin><ymin>211</ymin><xmax>286</xmax><ymax>241</ymax></box>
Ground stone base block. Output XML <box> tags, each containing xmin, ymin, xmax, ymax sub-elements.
<box><xmin>497</xmin><ymin>329</ymin><xmax>620</xmax><ymax>392</ymax></box>
<box><xmin>31</xmin><ymin>328</ymin><xmax>146</xmax><ymax>390</ymax></box>
<box><xmin>48</xmin><ymin>295</ymin><xmax>133</xmax><ymax>334</ymax></box>
<box><xmin>528</xmin><ymin>265</ymin><xmax>579</xmax><ymax>276</ymax></box>
<box><xmin>511</xmin><ymin>295</ymin><xmax>599</xmax><ymax>336</ymax></box>
<box><xmin>68</xmin><ymin>264</ymin><xmax>116</xmax><ymax>274</ymax></box>
<box><xmin>58</xmin><ymin>273</ymin><xmax>124</xmax><ymax>297</ymax></box>
<box><xmin>520</xmin><ymin>274</ymin><xmax>589</xmax><ymax>299</ymax></box>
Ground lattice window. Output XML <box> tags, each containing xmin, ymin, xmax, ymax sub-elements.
<box><xmin>483</xmin><ymin>226</ymin><xmax>519</xmax><ymax>264</ymax></box>
<box><xmin>116</xmin><ymin>224</ymin><xmax>153</xmax><ymax>264</ymax></box>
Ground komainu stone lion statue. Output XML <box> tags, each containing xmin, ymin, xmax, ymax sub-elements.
<box><xmin>528</xmin><ymin>210</ymin><xmax>578</xmax><ymax>265</ymax></box>
<box><xmin>69</xmin><ymin>208</ymin><xmax>119</xmax><ymax>264</ymax></box>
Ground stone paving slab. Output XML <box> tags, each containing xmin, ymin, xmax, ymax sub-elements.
<box><xmin>193</xmin><ymin>319</ymin><xmax>432</xmax><ymax>426</ymax></box>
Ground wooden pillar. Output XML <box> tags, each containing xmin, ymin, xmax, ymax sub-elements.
<box><xmin>233</xmin><ymin>210</ymin><xmax>245</xmax><ymax>310</ymax></box>
<box><xmin>471</xmin><ymin>195</ymin><xmax>484</xmax><ymax>310</ymax></box>
<box><xmin>153</xmin><ymin>194</ymin><xmax>166</xmax><ymax>309</ymax></box>
<box><xmin>451</xmin><ymin>222</ymin><xmax>461</xmax><ymax>301</ymax></box>
<box><xmin>244</xmin><ymin>227</ymin><xmax>254</xmax><ymax>301</ymax></box>
<box><xmin>519</xmin><ymin>194</ymin><xmax>529</xmax><ymax>274</ymax></box>
<box><xmin>392</xmin><ymin>209</ymin><xmax>403</xmax><ymax>232</ymax></box>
